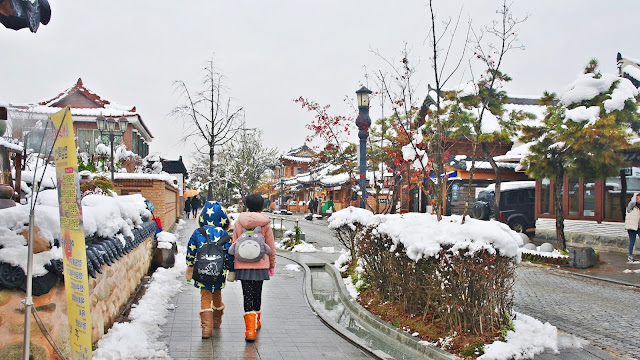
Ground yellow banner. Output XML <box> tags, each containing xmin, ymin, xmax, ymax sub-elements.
<box><xmin>51</xmin><ymin>107</ymin><xmax>93</xmax><ymax>360</ymax></box>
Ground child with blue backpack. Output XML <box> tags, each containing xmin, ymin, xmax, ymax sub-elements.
<box><xmin>185</xmin><ymin>201</ymin><xmax>234</xmax><ymax>339</ymax></box>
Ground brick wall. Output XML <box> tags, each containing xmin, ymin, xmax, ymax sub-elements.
<box><xmin>115</xmin><ymin>178</ymin><xmax>179</xmax><ymax>228</ymax></box>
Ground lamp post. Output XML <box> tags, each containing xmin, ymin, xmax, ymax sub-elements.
<box><xmin>355</xmin><ymin>86</ymin><xmax>372</xmax><ymax>209</ymax></box>
<box><xmin>280</xmin><ymin>178</ymin><xmax>284</xmax><ymax>212</ymax></box>
<box><xmin>96</xmin><ymin>115</ymin><xmax>128</xmax><ymax>182</ymax></box>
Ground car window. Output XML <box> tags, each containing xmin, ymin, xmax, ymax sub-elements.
<box><xmin>526</xmin><ymin>189</ymin><xmax>535</xmax><ymax>203</ymax></box>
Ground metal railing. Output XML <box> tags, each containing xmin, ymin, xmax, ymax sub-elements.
<box><xmin>270</xmin><ymin>215</ymin><xmax>301</xmax><ymax>240</ymax></box>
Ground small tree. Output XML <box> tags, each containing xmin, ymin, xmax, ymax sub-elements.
<box><xmin>294</xmin><ymin>97</ymin><xmax>362</xmax><ymax>208</ymax></box>
<box><xmin>521</xmin><ymin>60</ymin><xmax>640</xmax><ymax>250</ymax></box>
<box><xmin>218</xmin><ymin>129</ymin><xmax>279</xmax><ymax>200</ymax></box>
<box><xmin>461</xmin><ymin>1</ymin><xmax>527</xmax><ymax>220</ymax></box>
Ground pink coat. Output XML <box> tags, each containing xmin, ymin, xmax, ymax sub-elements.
<box><xmin>232</xmin><ymin>212</ymin><xmax>276</xmax><ymax>270</ymax></box>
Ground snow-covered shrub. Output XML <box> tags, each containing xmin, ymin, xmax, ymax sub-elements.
<box><xmin>354</xmin><ymin>212</ymin><xmax>520</xmax><ymax>337</ymax></box>
<box><xmin>328</xmin><ymin>206</ymin><xmax>373</xmax><ymax>274</ymax></box>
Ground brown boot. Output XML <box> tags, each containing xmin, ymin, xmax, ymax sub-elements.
<box><xmin>243</xmin><ymin>312</ymin><xmax>257</xmax><ymax>341</ymax></box>
<box><xmin>200</xmin><ymin>309</ymin><xmax>213</xmax><ymax>339</ymax></box>
<box><xmin>256</xmin><ymin>310</ymin><xmax>262</xmax><ymax>330</ymax></box>
<box><xmin>212</xmin><ymin>304</ymin><xmax>225</xmax><ymax>328</ymax></box>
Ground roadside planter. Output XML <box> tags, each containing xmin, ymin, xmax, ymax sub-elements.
<box><xmin>329</xmin><ymin>207</ymin><xmax>522</xmax><ymax>339</ymax></box>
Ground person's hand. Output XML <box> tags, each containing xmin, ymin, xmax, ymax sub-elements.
<box><xmin>185</xmin><ymin>266</ymin><xmax>193</xmax><ymax>281</ymax></box>
<box><xmin>268</xmin><ymin>267</ymin><xmax>275</xmax><ymax>277</ymax></box>
<box><xmin>227</xmin><ymin>271</ymin><xmax>236</xmax><ymax>282</ymax></box>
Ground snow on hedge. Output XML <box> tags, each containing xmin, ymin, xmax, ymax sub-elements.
<box><xmin>328</xmin><ymin>207</ymin><xmax>523</xmax><ymax>260</ymax></box>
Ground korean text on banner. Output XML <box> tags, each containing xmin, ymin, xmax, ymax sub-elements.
<box><xmin>51</xmin><ymin>107</ymin><xmax>93</xmax><ymax>360</ymax></box>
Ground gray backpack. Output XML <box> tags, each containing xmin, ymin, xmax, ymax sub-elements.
<box><xmin>229</xmin><ymin>226</ymin><xmax>271</xmax><ymax>262</ymax></box>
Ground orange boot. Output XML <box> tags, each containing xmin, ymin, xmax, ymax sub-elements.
<box><xmin>256</xmin><ymin>310</ymin><xmax>262</xmax><ymax>330</ymax></box>
<box><xmin>200</xmin><ymin>309</ymin><xmax>213</xmax><ymax>338</ymax></box>
<box><xmin>243</xmin><ymin>311</ymin><xmax>257</xmax><ymax>341</ymax></box>
<box><xmin>200</xmin><ymin>289</ymin><xmax>214</xmax><ymax>338</ymax></box>
<box><xmin>212</xmin><ymin>304</ymin><xmax>225</xmax><ymax>328</ymax></box>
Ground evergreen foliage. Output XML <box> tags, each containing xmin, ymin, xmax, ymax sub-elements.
<box><xmin>520</xmin><ymin>61</ymin><xmax>640</xmax><ymax>249</ymax></box>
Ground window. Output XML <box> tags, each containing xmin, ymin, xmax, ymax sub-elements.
<box><xmin>605</xmin><ymin>168</ymin><xmax>640</xmax><ymax>221</ymax></box>
<box><xmin>568</xmin><ymin>178</ymin><xmax>579</xmax><ymax>216</ymax></box>
<box><xmin>76</xmin><ymin>128</ymin><xmax>122</xmax><ymax>155</ymax></box>
<box><xmin>540</xmin><ymin>179</ymin><xmax>550</xmax><ymax>214</ymax></box>
<box><xmin>583</xmin><ymin>183</ymin><xmax>595</xmax><ymax>216</ymax></box>
<box><xmin>25</xmin><ymin>127</ymin><xmax>54</xmax><ymax>153</ymax></box>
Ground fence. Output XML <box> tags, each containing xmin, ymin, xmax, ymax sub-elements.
<box><xmin>270</xmin><ymin>216</ymin><xmax>305</xmax><ymax>241</ymax></box>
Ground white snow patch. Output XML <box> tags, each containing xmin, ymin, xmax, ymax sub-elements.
<box><xmin>284</xmin><ymin>264</ymin><xmax>301</xmax><ymax>272</ymax></box>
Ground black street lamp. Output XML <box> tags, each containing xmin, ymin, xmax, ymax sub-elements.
<box><xmin>96</xmin><ymin>115</ymin><xmax>128</xmax><ymax>182</ymax></box>
<box><xmin>355</xmin><ymin>86</ymin><xmax>372</xmax><ymax>209</ymax></box>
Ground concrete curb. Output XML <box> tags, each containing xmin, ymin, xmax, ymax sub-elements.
<box><xmin>278</xmin><ymin>252</ymin><xmax>460</xmax><ymax>360</ymax></box>
<box><xmin>520</xmin><ymin>261</ymin><xmax>640</xmax><ymax>289</ymax></box>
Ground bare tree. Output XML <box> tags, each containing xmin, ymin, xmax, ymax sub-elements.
<box><xmin>171</xmin><ymin>57</ymin><xmax>243</xmax><ymax>200</ymax></box>
<box><xmin>421</xmin><ymin>0</ymin><xmax>471</xmax><ymax>220</ymax></box>
<box><xmin>461</xmin><ymin>1</ymin><xmax>528</xmax><ymax>221</ymax></box>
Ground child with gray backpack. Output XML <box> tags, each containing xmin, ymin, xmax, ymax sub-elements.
<box><xmin>228</xmin><ymin>193</ymin><xmax>276</xmax><ymax>341</ymax></box>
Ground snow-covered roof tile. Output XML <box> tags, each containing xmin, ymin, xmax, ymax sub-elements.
<box><xmin>623</xmin><ymin>65</ymin><xmax>640</xmax><ymax>83</ymax></box>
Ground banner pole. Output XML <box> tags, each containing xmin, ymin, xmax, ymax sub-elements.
<box><xmin>22</xmin><ymin>193</ymin><xmax>36</xmax><ymax>359</ymax></box>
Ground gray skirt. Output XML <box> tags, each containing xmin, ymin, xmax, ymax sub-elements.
<box><xmin>236</xmin><ymin>268</ymin><xmax>270</xmax><ymax>281</ymax></box>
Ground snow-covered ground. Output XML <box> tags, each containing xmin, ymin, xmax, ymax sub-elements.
<box><xmin>93</xmin><ymin>226</ymin><xmax>185</xmax><ymax>360</ymax></box>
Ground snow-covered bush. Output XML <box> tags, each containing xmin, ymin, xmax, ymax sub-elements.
<box><xmin>328</xmin><ymin>206</ymin><xmax>373</xmax><ymax>273</ymax></box>
<box><xmin>328</xmin><ymin>208</ymin><xmax>522</xmax><ymax>337</ymax></box>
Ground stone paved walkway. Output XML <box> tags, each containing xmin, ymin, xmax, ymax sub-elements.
<box><xmin>160</xmin><ymin>217</ymin><xmax>375</xmax><ymax>360</ymax></box>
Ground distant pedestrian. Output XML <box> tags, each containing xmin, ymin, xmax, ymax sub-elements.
<box><xmin>184</xmin><ymin>197</ymin><xmax>192</xmax><ymax>219</ymax></box>
<box><xmin>185</xmin><ymin>201</ymin><xmax>233</xmax><ymax>338</ymax></box>
<box><xmin>624</xmin><ymin>193</ymin><xmax>640</xmax><ymax>262</ymax></box>
<box><xmin>312</xmin><ymin>197</ymin><xmax>319</xmax><ymax>214</ymax></box>
<box><xmin>192</xmin><ymin>195</ymin><xmax>201</xmax><ymax>218</ymax></box>
<box><xmin>229</xmin><ymin>193</ymin><xmax>276</xmax><ymax>341</ymax></box>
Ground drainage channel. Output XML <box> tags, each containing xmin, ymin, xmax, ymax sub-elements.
<box><xmin>307</xmin><ymin>265</ymin><xmax>433</xmax><ymax>360</ymax></box>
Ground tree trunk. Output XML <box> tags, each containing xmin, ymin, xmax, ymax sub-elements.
<box><xmin>461</xmin><ymin>138</ymin><xmax>479</xmax><ymax>223</ymax></box>
<box><xmin>553</xmin><ymin>162</ymin><xmax>566</xmax><ymax>250</ymax></box>
<box><xmin>388</xmin><ymin>174</ymin><xmax>403</xmax><ymax>214</ymax></box>
<box><xmin>207</xmin><ymin>147</ymin><xmax>214</xmax><ymax>201</ymax></box>
<box><xmin>482</xmin><ymin>143</ymin><xmax>502</xmax><ymax>219</ymax></box>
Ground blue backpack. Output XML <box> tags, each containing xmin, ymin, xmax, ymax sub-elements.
<box><xmin>192</xmin><ymin>227</ymin><xmax>229</xmax><ymax>287</ymax></box>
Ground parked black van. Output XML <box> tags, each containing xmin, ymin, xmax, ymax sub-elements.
<box><xmin>471</xmin><ymin>181</ymin><xmax>536</xmax><ymax>233</ymax></box>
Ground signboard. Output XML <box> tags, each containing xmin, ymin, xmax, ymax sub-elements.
<box><xmin>51</xmin><ymin>107</ymin><xmax>93</xmax><ymax>360</ymax></box>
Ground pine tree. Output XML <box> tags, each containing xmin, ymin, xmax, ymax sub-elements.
<box><xmin>521</xmin><ymin>60</ymin><xmax>640</xmax><ymax>250</ymax></box>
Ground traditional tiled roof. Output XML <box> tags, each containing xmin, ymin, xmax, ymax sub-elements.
<box><xmin>282</xmin><ymin>143</ymin><xmax>315</xmax><ymax>163</ymax></box>
<box><xmin>10</xmin><ymin>78</ymin><xmax>153</xmax><ymax>141</ymax></box>
<box><xmin>161</xmin><ymin>156</ymin><xmax>188</xmax><ymax>178</ymax></box>
<box><xmin>38</xmin><ymin>78</ymin><xmax>134</xmax><ymax>110</ymax></box>
<box><xmin>617</xmin><ymin>52</ymin><xmax>640</xmax><ymax>87</ymax></box>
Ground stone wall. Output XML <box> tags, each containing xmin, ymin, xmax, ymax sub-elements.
<box><xmin>0</xmin><ymin>234</ymin><xmax>154</xmax><ymax>360</ymax></box>
<box><xmin>116</xmin><ymin>178</ymin><xmax>179</xmax><ymax>228</ymax></box>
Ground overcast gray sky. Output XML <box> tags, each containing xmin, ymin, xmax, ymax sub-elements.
<box><xmin>1</xmin><ymin>1</ymin><xmax>637</xmax><ymax>169</ymax></box>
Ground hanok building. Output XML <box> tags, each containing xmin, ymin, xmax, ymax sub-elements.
<box><xmin>8</xmin><ymin>78</ymin><xmax>152</xmax><ymax>172</ymax></box>
<box><xmin>271</xmin><ymin>144</ymin><xmax>316</xmax><ymax>210</ymax></box>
